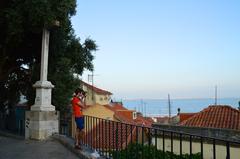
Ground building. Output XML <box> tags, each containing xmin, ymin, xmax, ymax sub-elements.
<box><xmin>80</xmin><ymin>81</ymin><xmax>112</xmax><ymax>105</ymax></box>
<box><xmin>152</xmin><ymin>105</ymin><xmax>240</xmax><ymax>159</ymax></box>
<box><xmin>179</xmin><ymin>105</ymin><xmax>240</xmax><ymax>130</ymax></box>
<box><xmin>83</xmin><ymin>103</ymin><xmax>153</xmax><ymax>149</ymax></box>
<box><xmin>71</xmin><ymin>102</ymin><xmax>153</xmax><ymax>149</ymax></box>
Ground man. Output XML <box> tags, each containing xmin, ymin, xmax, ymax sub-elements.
<box><xmin>72</xmin><ymin>88</ymin><xmax>86</xmax><ymax>149</ymax></box>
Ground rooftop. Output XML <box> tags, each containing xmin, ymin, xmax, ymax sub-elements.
<box><xmin>179</xmin><ymin>105</ymin><xmax>240</xmax><ymax>131</ymax></box>
<box><xmin>81</xmin><ymin>81</ymin><xmax>112</xmax><ymax>95</ymax></box>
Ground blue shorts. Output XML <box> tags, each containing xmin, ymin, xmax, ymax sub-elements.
<box><xmin>75</xmin><ymin>117</ymin><xmax>84</xmax><ymax>130</ymax></box>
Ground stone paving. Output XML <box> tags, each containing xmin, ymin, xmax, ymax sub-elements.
<box><xmin>0</xmin><ymin>136</ymin><xmax>80</xmax><ymax>159</ymax></box>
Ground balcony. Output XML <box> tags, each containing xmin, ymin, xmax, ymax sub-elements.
<box><xmin>60</xmin><ymin>115</ymin><xmax>240</xmax><ymax>159</ymax></box>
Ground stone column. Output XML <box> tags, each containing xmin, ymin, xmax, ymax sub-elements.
<box><xmin>31</xmin><ymin>29</ymin><xmax>55</xmax><ymax>111</ymax></box>
<box><xmin>25</xmin><ymin>28</ymin><xmax>59</xmax><ymax>140</ymax></box>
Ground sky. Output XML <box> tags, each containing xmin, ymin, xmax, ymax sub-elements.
<box><xmin>71</xmin><ymin>0</ymin><xmax>240</xmax><ymax>100</ymax></box>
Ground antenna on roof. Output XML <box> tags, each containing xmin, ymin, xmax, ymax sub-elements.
<box><xmin>88</xmin><ymin>72</ymin><xmax>100</xmax><ymax>105</ymax></box>
<box><xmin>215</xmin><ymin>85</ymin><xmax>218</xmax><ymax>105</ymax></box>
<box><xmin>140</xmin><ymin>99</ymin><xmax>143</xmax><ymax>115</ymax></box>
<box><xmin>168</xmin><ymin>94</ymin><xmax>171</xmax><ymax>124</ymax></box>
<box><xmin>144</xmin><ymin>102</ymin><xmax>146</xmax><ymax>118</ymax></box>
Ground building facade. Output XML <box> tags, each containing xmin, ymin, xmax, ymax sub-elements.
<box><xmin>80</xmin><ymin>81</ymin><xmax>112</xmax><ymax>106</ymax></box>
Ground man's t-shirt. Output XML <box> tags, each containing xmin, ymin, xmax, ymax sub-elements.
<box><xmin>72</xmin><ymin>96</ymin><xmax>83</xmax><ymax>117</ymax></box>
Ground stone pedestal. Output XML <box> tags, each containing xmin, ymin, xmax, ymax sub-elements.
<box><xmin>31</xmin><ymin>81</ymin><xmax>55</xmax><ymax>111</ymax></box>
<box><xmin>25</xmin><ymin>111</ymin><xmax>59</xmax><ymax>140</ymax></box>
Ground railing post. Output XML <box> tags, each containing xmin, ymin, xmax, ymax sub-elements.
<box><xmin>108</xmin><ymin>120</ymin><xmax>111</xmax><ymax>158</ymax></box>
<box><xmin>226</xmin><ymin>141</ymin><xmax>230</xmax><ymax>159</ymax></box>
<box><xmin>136</xmin><ymin>126</ymin><xmax>139</xmax><ymax>159</ymax></box>
<box><xmin>121</xmin><ymin>123</ymin><xmax>123</xmax><ymax>151</ymax></box>
<box><xmin>201</xmin><ymin>137</ymin><xmax>203</xmax><ymax>159</ymax></box>
<box><xmin>163</xmin><ymin>130</ymin><xmax>165</xmax><ymax>159</ymax></box>
<box><xmin>142</xmin><ymin>127</ymin><xmax>144</xmax><ymax>159</ymax></box>
<box><xmin>170</xmin><ymin>132</ymin><xmax>173</xmax><ymax>159</ymax></box>
<box><xmin>125</xmin><ymin>124</ymin><xmax>128</xmax><ymax>159</ymax></box>
<box><xmin>97</xmin><ymin>117</ymin><xmax>99</xmax><ymax>152</ymax></box>
<box><xmin>130</xmin><ymin>124</ymin><xmax>133</xmax><ymax>157</ymax></box>
<box><xmin>116</xmin><ymin>122</ymin><xmax>119</xmax><ymax>159</ymax></box>
<box><xmin>190</xmin><ymin>135</ymin><xmax>192</xmax><ymax>159</ymax></box>
<box><xmin>148</xmin><ymin>128</ymin><xmax>151</xmax><ymax>158</ymax></box>
<box><xmin>213</xmin><ymin>139</ymin><xmax>216</xmax><ymax>159</ymax></box>
<box><xmin>104</xmin><ymin>119</ymin><xmax>107</xmax><ymax>157</ymax></box>
<box><xmin>154</xmin><ymin>129</ymin><xmax>157</xmax><ymax>159</ymax></box>
<box><xmin>87</xmin><ymin>116</ymin><xmax>89</xmax><ymax>147</ymax></box>
<box><xmin>101</xmin><ymin>118</ymin><xmax>104</xmax><ymax>156</ymax></box>
<box><xmin>91</xmin><ymin>116</ymin><xmax>93</xmax><ymax>149</ymax></box>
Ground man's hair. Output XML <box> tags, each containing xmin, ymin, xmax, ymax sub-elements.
<box><xmin>75</xmin><ymin>88</ymin><xmax>85</xmax><ymax>95</ymax></box>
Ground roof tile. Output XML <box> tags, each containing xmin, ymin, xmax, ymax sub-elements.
<box><xmin>179</xmin><ymin>105</ymin><xmax>240</xmax><ymax>130</ymax></box>
<box><xmin>81</xmin><ymin>81</ymin><xmax>112</xmax><ymax>95</ymax></box>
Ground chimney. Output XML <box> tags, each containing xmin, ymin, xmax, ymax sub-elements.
<box><xmin>133</xmin><ymin>111</ymin><xmax>137</xmax><ymax>120</ymax></box>
<box><xmin>177</xmin><ymin>108</ymin><xmax>181</xmax><ymax>115</ymax></box>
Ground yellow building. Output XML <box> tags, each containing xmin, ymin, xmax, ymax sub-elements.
<box><xmin>80</xmin><ymin>81</ymin><xmax>112</xmax><ymax>106</ymax></box>
<box><xmin>71</xmin><ymin>102</ymin><xmax>152</xmax><ymax>149</ymax></box>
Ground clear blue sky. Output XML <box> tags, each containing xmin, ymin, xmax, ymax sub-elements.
<box><xmin>72</xmin><ymin>0</ymin><xmax>240</xmax><ymax>99</ymax></box>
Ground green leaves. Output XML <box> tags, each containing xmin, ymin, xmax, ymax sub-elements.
<box><xmin>111</xmin><ymin>143</ymin><xmax>201</xmax><ymax>159</ymax></box>
<box><xmin>0</xmin><ymin>0</ymin><xmax>97</xmax><ymax>114</ymax></box>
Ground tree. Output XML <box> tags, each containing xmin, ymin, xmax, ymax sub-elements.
<box><xmin>111</xmin><ymin>143</ymin><xmax>201</xmax><ymax>159</ymax></box>
<box><xmin>0</xmin><ymin>0</ymin><xmax>97</xmax><ymax>114</ymax></box>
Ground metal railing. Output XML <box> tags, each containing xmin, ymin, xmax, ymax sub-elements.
<box><xmin>81</xmin><ymin>115</ymin><xmax>240</xmax><ymax>159</ymax></box>
<box><xmin>0</xmin><ymin>112</ymin><xmax>25</xmax><ymax>136</ymax></box>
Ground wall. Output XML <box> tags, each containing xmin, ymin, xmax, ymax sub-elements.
<box><xmin>83</xmin><ymin>85</ymin><xmax>94</xmax><ymax>106</ymax></box>
<box><xmin>94</xmin><ymin>94</ymin><xmax>111</xmax><ymax>105</ymax></box>
<box><xmin>82</xmin><ymin>85</ymin><xmax>111</xmax><ymax>106</ymax></box>
<box><xmin>83</xmin><ymin>104</ymin><xmax>114</xmax><ymax>120</ymax></box>
<box><xmin>153</xmin><ymin>124</ymin><xmax>240</xmax><ymax>142</ymax></box>
<box><xmin>152</xmin><ymin>137</ymin><xmax>240</xmax><ymax>159</ymax></box>
<box><xmin>71</xmin><ymin>104</ymin><xmax>114</xmax><ymax>138</ymax></box>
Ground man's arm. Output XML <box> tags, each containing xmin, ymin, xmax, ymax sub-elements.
<box><xmin>77</xmin><ymin>99</ymin><xmax>85</xmax><ymax>109</ymax></box>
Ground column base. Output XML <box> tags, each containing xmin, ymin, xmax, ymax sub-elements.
<box><xmin>25</xmin><ymin>111</ymin><xmax>59</xmax><ymax>140</ymax></box>
<box><xmin>31</xmin><ymin>105</ymin><xmax>55</xmax><ymax>111</ymax></box>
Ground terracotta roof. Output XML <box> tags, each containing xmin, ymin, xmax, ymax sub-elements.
<box><xmin>106</xmin><ymin>103</ymin><xmax>153</xmax><ymax>126</ymax></box>
<box><xmin>112</xmin><ymin>103</ymin><xmax>128</xmax><ymax>110</ymax></box>
<box><xmin>84</xmin><ymin>103</ymin><xmax>153</xmax><ymax>149</ymax></box>
<box><xmin>103</xmin><ymin>103</ymin><xmax>127</xmax><ymax>112</ymax></box>
<box><xmin>85</xmin><ymin>120</ymin><xmax>137</xmax><ymax>149</ymax></box>
<box><xmin>179</xmin><ymin>105</ymin><xmax>240</xmax><ymax>130</ymax></box>
<box><xmin>81</xmin><ymin>81</ymin><xmax>112</xmax><ymax>95</ymax></box>
<box><xmin>155</xmin><ymin>116</ymin><xmax>170</xmax><ymax>123</ymax></box>
<box><xmin>178</xmin><ymin>113</ymin><xmax>196</xmax><ymax>122</ymax></box>
<box><xmin>114</xmin><ymin>111</ymin><xmax>134</xmax><ymax>123</ymax></box>
<box><xmin>134</xmin><ymin>116</ymin><xmax>152</xmax><ymax>127</ymax></box>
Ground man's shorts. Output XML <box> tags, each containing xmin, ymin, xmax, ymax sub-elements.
<box><xmin>75</xmin><ymin>117</ymin><xmax>84</xmax><ymax>130</ymax></box>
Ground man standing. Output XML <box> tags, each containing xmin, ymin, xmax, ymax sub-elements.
<box><xmin>72</xmin><ymin>88</ymin><xmax>86</xmax><ymax>149</ymax></box>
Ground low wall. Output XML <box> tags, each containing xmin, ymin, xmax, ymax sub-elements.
<box><xmin>152</xmin><ymin>124</ymin><xmax>240</xmax><ymax>142</ymax></box>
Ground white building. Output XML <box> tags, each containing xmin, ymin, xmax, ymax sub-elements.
<box><xmin>80</xmin><ymin>81</ymin><xmax>112</xmax><ymax>106</ymax></box>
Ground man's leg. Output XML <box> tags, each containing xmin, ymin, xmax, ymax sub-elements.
<box><xmin>75</xmin><ymin>128</ymin><xmax>80</xmax><ymax>146</ymax></box>
<box><xmin>78</xmin><ymin>117</ymin><xmax>85</xmax><ymax>146</ymax></box>
<box><xmin>78</xmin><ymin>129</ymin><xmax>85</xmax><ymax>145</ymax></box>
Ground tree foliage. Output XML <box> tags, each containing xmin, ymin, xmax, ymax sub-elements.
<box><xmin>111</xmin><ymin>143</ymin><xmax>201</xmax><ymax>159</ymax></box>
<box><xmin>0</xmin><ymin>0</ymin><xmax>97</xmax><ymax>113</ymax></box>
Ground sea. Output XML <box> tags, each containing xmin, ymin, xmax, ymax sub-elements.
<box><xmin>122</xmin><ymin>98</ymin><xmax>240</xmax><ymax>117</ymax></box>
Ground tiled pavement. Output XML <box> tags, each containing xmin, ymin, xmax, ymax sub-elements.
<box><xmin>0</xmin><ymin>135</ymin><xmax>80</xmax><ymax>159</ymax></box>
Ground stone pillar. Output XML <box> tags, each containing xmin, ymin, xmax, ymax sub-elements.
<box><xmin>25</xmin><ymin>28</ymin><xmax>59</xmax><ymax>140</ymax></box>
